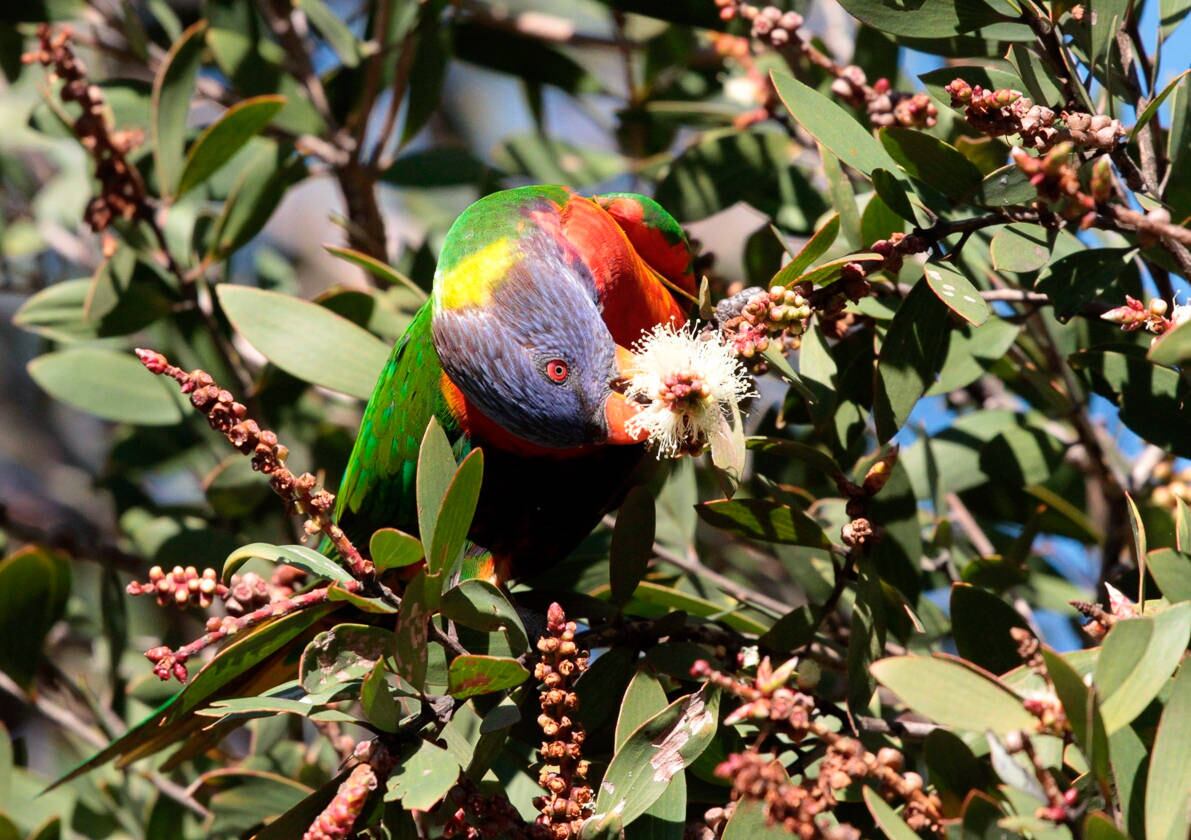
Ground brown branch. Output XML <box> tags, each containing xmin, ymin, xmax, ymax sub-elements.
<box><xmin>135</xmin><ymin>349</ymin><xmax>373</xmax><ymax>585</ymax></box>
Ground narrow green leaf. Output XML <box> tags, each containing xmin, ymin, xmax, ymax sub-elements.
<box><xmin>696</xmin><ymin>499</ymin><xmax>831</xmax><ymax>548</ymax></box>
<box><xmin>950</xmin><ymin>584</ymin><xmax>1029</xmax><ymax>674</ymax></box>
<box><xmin>369</xmin><ymin>528</ymin><xmax>424</xmax><ymax>572</ymax></box>
<box><xmin>323</xmin><ymin>244</ymin><xmax>427</xmax><ymax>299</ymax></box>
<box><xmin>297</xmin><ymin>0</ymin><xmax>361</xmax><ymax>67</ymax></box>
<box><xmin>1035</xmin><ymin>248</ymin><xmax>1137</xmax><ymax>321</ymax></box>
<box><xmin>1177</xmin><ymin>499</ymin><xmax>1191</xmax><ymax>553</ymax></box>
<box><xmin>871</xmin><ymin>654</ymin><xmax>1038</xmax><ymax>734</ymax></box>
<box><xmin>874</xmin><ymin>279</ymin><xmax>952</xmax><ymax>441</ymax></box>
<box><xmin>1041</xmin><ymin>648</ymin><xmax>1109</xmax><ymax>784</ymax></box>
<box><xmin>837</xmin><ymin>0</ymin><xmax>1015</xmax><ymax>37</ymax></box>
<box><xmin>1148</xmin><ymin>316</ymin><xmax>1191</xmax><ymax>366</ymax></box>
<box><xmin>616</xmin><ymin>671</ymin><xmax>687</xmax><ymax>840</ymax></box>
<box><xmin>1132</xmin><ymin>69</ymin><xmax>1189</xmax><ymax>139</ymax></box>
<box><xmin>152</xmin><ymin>21</ymin><xmax>208</xmax><ymax>197</ymax></box>
<box><xmin>394</xmin><ymin>570</ymin><xmax>431</xmax><ymax>690</ymax></box>
<box><xmin>862</xmin><ymin>787</ymin><xmax>920</xmax><ymax>840</ymax></box>
<box><xmin>428</xmin><ymin>448</ymin><xmax>483</xmax><ymax>577</ymax></box>
<box><xmin>771</xmin><ymin>214</ymin><xmax>840</xmax><ymax>284</ymax></box>
<box><xmin>1146</xmin><ymin>662</ymin><xmax>1191</xmax><ymax>840</ymax></box>
<box><xmin>223</xmin><ymin>543</ymin><xmax>354</xmax><ymax>584</ymax></box>
<box><xmin>216</xmin><ymin>284</ymin><xmax>389</xmax><ymax>399</ymax></box>
<box><xmin>771</xmin><ymin>72</ymin><xmax>903</xmax><ymax>177</ymax></box>
<box><xmin>1125</xmin><ymin>492</ymin><xmax>1146</xmax><ymax>605</ymax></box>
<box><xmin>27</xmin><ymin>348</ymin><xmax>184</xmax><ymax>425</ymax></box>
<box><xmin>176</xmin><ymin>95</ymin><xmax>286</xmax><ymax>198</ymax></box>
<box><xmin>416</xmin><ymin>418</ymin><xmax>455</xmax><ymax>559</ymax></box>
<box><xmin>385</xmin><ymin>741</ymin><xmax>459</xmax><ymax>810</ymax></box>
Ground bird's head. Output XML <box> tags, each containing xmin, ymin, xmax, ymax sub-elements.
<box><xmin>431</xmin><ymin>230</ymin><xmax>644</xmax><ymax>450</ymax></box>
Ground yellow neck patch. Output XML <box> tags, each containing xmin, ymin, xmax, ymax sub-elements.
<box><xmin>435</xmin><ymin>237</ymin><xmax>517</xmax><ymax>311</ymax></box>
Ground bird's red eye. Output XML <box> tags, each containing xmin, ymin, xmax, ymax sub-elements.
<box><xmin>546</xmin><ymin>359</ymin><xmax>569</xmax><ymax>383</ymax></box>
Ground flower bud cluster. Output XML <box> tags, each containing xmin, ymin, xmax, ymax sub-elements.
<box><xmin>1149</xmin><ymin>459</ymin><xmax>1191</xmax><ymax>509</ymax></box>
<box><xmin>126</xmin><ymin>566</ymin><xmax>226</xmax><ymax>610</ymax></box>
<box><xmin>532</xmin><ymin>603</ymin><xmax>592</xmax><ymax>840</ymax></box>
<box><xmin>945</xmin><ymin>79</ymin><xmax>1124</xmax><ymax>152</ymax></box>
<box><xmin>222</xmin><ymin>566</ymin><xmax>308</xmax><ymax>615</ymax></box>
<box><xmin>717</xmin><ymin>284</ymin><xmax>812</xmax><ymax>370</ymax></box>
<box><xmin>1011</xmin><ymin>144</ymin><xmax>1100</xmax><ymax>226</ymax></box>
<box><xmin>1101</xmin><ymin>294</ymin><xmax>1191</xmax><ymax>339</ymax></box>
<box><xmin>302</xmin><ymin>761</ymin><xmax>380</xmax><ymax>840</ymax></box>
<box><xmin>441</xmin><ymin>779</ymin><xmax>539</xmax><ymax>839</ymax></box>
<box><xmin>715</xmin><ymin>0</ymin><xmax>803</xmax><ymax>46</ymax></box>
<box><xmin>22</xmin><ymin>27</ymin><xmax>149</xmax><ymax>234</ymax></box>
<box><xmin>693</xmin><ymin>655</ymin><xmax>815</xmax><ymax>734</ymax></box>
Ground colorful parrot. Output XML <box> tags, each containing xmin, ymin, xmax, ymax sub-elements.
<box><xmin>334</xmin><ymin>185</ymin><xmax>698</xmax><ymax>581</ymax></box>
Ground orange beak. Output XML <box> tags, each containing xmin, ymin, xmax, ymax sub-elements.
<box><xmin>603</xmin><ymin>345</ymin><xmax>647</xmax><ymax>445</ymax></box>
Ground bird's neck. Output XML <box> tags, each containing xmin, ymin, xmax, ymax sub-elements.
<box><xmin>440</xmin><ymin>373</ymin><xmax>592</xmax><ymax>459</ymax></box>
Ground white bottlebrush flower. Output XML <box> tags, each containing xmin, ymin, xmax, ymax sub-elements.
<box><xmin>623</xmin><ymin>323</ymin><xmax>756</xmax><ymax>472</ymax></box>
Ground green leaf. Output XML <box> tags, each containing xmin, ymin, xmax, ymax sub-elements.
<box><xmin>369</xmin><ymin>529</ymin><xmax>424</xmax><ymax>572</ymax></box>
<box><xmin>297</xmin><ymin>0</ymin><xmax>361</xmax><ymax>67</ymax></box>
<box><xmin>590</xmin><ymin>685</ymin><xmax>720</xmax><ymax>830</ymax></box>
<box><xmin>1084</xmin><ymin>811</ymin><xmax>1131</xmax><ymax>840</ymax></box>
<box><xmin>385</xmin><ymin>740</ymin><xmax>459</xmax><ymax>810</ymax></box>
<box><xmin>361</xmin><ymin>661</ymin><xmax>404</xmax><ymax>733</ymax></box>
<box><xmin>201</xmin><ymin>770</ymin><xmax>312</xmax><ymax>836</ymax></box>
<box><xmin>1042</xmin><ymin>647</ymin><xmax>1110</xmax><ymax>784</ymax></box>
<box><xmin>837</xmin><ymin>0</ymin><xmax>1015</xmax><ymax>37</ymax></box>
<box><xmin>654</xmin><ymin>128</ymin><xmax>824</xmax><ymax>230</ymax></box>
<box><xmin>1133</xmin><ymin>69</ymin><xmax>1189</xmax><ymax>139</ymax></box>
<box><xmin>447</xmin><ymin>654</ymin><xmax>529</xmax><ymax>699</ymax></box>
<box><xmin>416</xmin><ymin>417</ymin><xmax>455</xmax><ymax>562</ymax></box>
<box><xmin>324</xmin><ymin>245</ymin><xmax>427</xmax><ymax>299</ymax></box>
<box><xmin>453</xmin><ymin>20</ymin><xmax>599</xmax><ymax>95</ymax></box>
<box><xmin>860</xmin><ymin>192</ymin><xmax>904</xmax><ymax>247</ymax></box>
<box><xmin>746</xmin><ymin>437</ymin><xmax>844</xmax><ymax>480</ymax></box>
<box><xmin>696</xmin><ymin>499</ymin><xmax>831</xmax><ymax>548</ymax></box>
<box><xmin>862</xmin><ymin>787</ymin><xmax>920</xmax><ymax>840</ymax></box>
<box><xmin>1148</xmin><ymin>316</ymin><xmax>1191</xmax><ymax>366</ymax></box>
<box><xmin>326</xmin><ymin>581</ymin><xmax>398</xmax><ymax>614</ymax></box>
<box><xmin>441</xmin><ymin>580</ymin><xmax>529</xmax><ymax>653</ymax></box>
<box><xmin>721</xmin><ymin>797</ymin><xmax>788</xmax><ymax>840</ymax></box>
<box><xmin>1177</xmin><ymin>499</ymin><xmax>1191</xmax><ymax>553</ymax></box>
<box><xmin>1035</xmin><ymin>248</ymin><xmax>1137</xmax><ymax>321</ymax></box>
<box><xmin>253</xmin><ymin>771</ymin><xmax>349</xmax><ymax>840</ymax></box>
<box><xmin>175</xmin><ymin>95</ymin><xmax>286</xmax><ymax>198</ymax></box>
<box><xmin>1094</xmin><ymin>604</ymin><xmax>1191</xmax><ymax>732</ymax></box>
<box><xmin>771</xmin><ymin>214</ymin><xmax>840</xmax><ymax>285</ymax></box>
<box><xmin>924</xmin><ymin>262</ymin><xmax>990</xmax><ymax>326</ymax></box>
<box><xmin>616</xmin><ymin>671</ymin><xmax>687</xmax><ymax>840</ymax></box>
<box><xmin>950</xmin><ymin>584</ymin><xmax>1029</xmax><ymax>674</ymax></box>
<box><xmin>211</xmin><ymin>141</ymin><xmax>307</xmax><ymax>257</ymax></box>
<box><xmin>771</xmin><ymin>72</ymin><xmax>902</xmax><ymax>178</ymax></box>
<box><xmin>1090</xmin><ymin>0</ymin><xmax>1130</xmax><ymax>71</ymax></box>
<box><xmin>401</xmin><ymin>9</ymin><xmax>452</xmax><ymax>143</ymax></box>
<box><xmin>611</xmin><ymin>486</ymin><xmax>657</xmax><ymax>606</ymax></box>
<box><xmin>879</xmin><ymin>127</ymin><xmax>983</xmax><ymax>199</ymax></box>
<box><xmin>975</xmin><ymin>163</ymin><xmax>1038</xmax><ymax>207</ymax></box>
<box><xmin>619</xmin><ymin>582</ymin><xmax>770</xmax><ymax>635</ymax></box>
<box><xmin>299</xmin><ymin>624</ymin><xmax>395</xmax><ymax>694</ymax></box>
<box><xmin>1146</xmin><ymin>662</ymin><xmax>1191</xmax><ymax>840</ymax></box>
<box><xmin>394</xmin><ymin>570</ymin><xmax>431</xmax><ymax>690</ymax></box>
<box><xmin>1147</xmin><ymin>548</ymin><xmax>1191</xmax><ymax>602</ymax></box>
<box><xmin>216</xmin><ymin>284</ymin><xmax>389</xmax><ymax>399</ymax></box>
<box><xmin>1071</xmin><ymin>349</ymin><xmax>1191</xmax><ymax>457</ymax></box>
<box><xmin>0</xmin><ymin>547</ymin><xmax>71</xmax><ymax>689</ymax></box>
<box><xmin>427</xmin><ymin>449</ymin><xmax>483</xmax><ymax>577</ymax></box>
<box><xmin>152</xmin><ymin>21</ymin><xmax>207</xmax><ymax>197</ymax></box>
<box><xmin>874</xmin><ymin>279</ymin><xmax>952</xmax><ymax>441</ymax></box>
<box><xmin>919</xmin><ymin>65</ymin><xmax>1027</xmax><ymax>106</ymax></box>
<box><xmin>990</xmin><ymin>224</ymin><xmax>1055</xmax><ymax>273</ymax></box>
<box><xmin>820</xmin><ymin>146</ymin><xmax>862</xmax><ymax>248</ymax></box>
<box><xmin>222</xmin><ymin>542</ymin><xmax>354</xmax><ymax>584</ymax></box>
<box><xmin>382</xmin><ymin>147</ymin><xmax>500</xmax><ymax>189</ymax></box>
<box><xmin>27</xmin><ymin>348</ymin><xmax>184</xmax><ymax>425</ymax></box>
<box><xmin>871</xmin><ymin>654</ymin><xmax>1038</xmax><ymax>734</ymax></box>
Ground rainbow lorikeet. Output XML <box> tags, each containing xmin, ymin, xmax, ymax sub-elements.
<box><xmin>334</xmin><ymin>185</ymin><xmax>698</xmax><ymax>580</ymax></box>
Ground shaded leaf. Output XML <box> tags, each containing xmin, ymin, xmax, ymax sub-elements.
<box><xmin>879</xmin><ymin>127</ymin><xmax>982</xmax><ymax>199</ymax></box>
<box><xmin>611</xmin><ymin>486</ymin><xmax>657</xmax><ymax>606</ymax></box>
<box><xmin>838</xmin><ymin>0</ymin><xmax>1015</xmax><ymax>37</ymax></box>
<box><xmin>696</xmin><ymin>499</ymin><xmax>831</xmax><ymax>548</ymax></box>
<box><xmin>950</xmin><ymin>584</ymin><xmax>1029</xmax><ymax>674</ymax></box>
<box><xmin>990</xmin><ymin>224</ymin><xmax>1054</xmax><ymax>273</ymax></box>
<box><xmin>441</xmin><ymin>580</ymin><xmax>528</xmax><ymax>653</ymax></box>
<box><xmin>0</xmin><ymin>547</ymin><xmax>71</xmax><ymax>689</ymax></box>
<box><xmin>874</xmin><ymin>279</ymin><xmax>952</xmax><ymax>441</ymax></box>
<box><xmin>1035</xmin><ymin>248</ymin><xmax>1137</xmax><ymax>321</ymax></box>
<box><xmin>862</xmin><ymin>787</ymin><xmax>919</xmax><ymax>840</ymax></box>
<box><xmin>300</xmin><ymin>624</ymin><xmax>394</xmax><ymax>694</ymax></box>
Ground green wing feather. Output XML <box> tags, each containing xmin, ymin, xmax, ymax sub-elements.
<box><xmin>334</xmin><ymin>301</ymin><xmax>463</xmax><ymax>545</ymax></box>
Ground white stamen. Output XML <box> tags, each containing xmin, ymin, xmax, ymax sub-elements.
<box><xmin>623</xmin><ymin>323</ymin><xmax>756</xmax><ymax>461</ymax></box>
